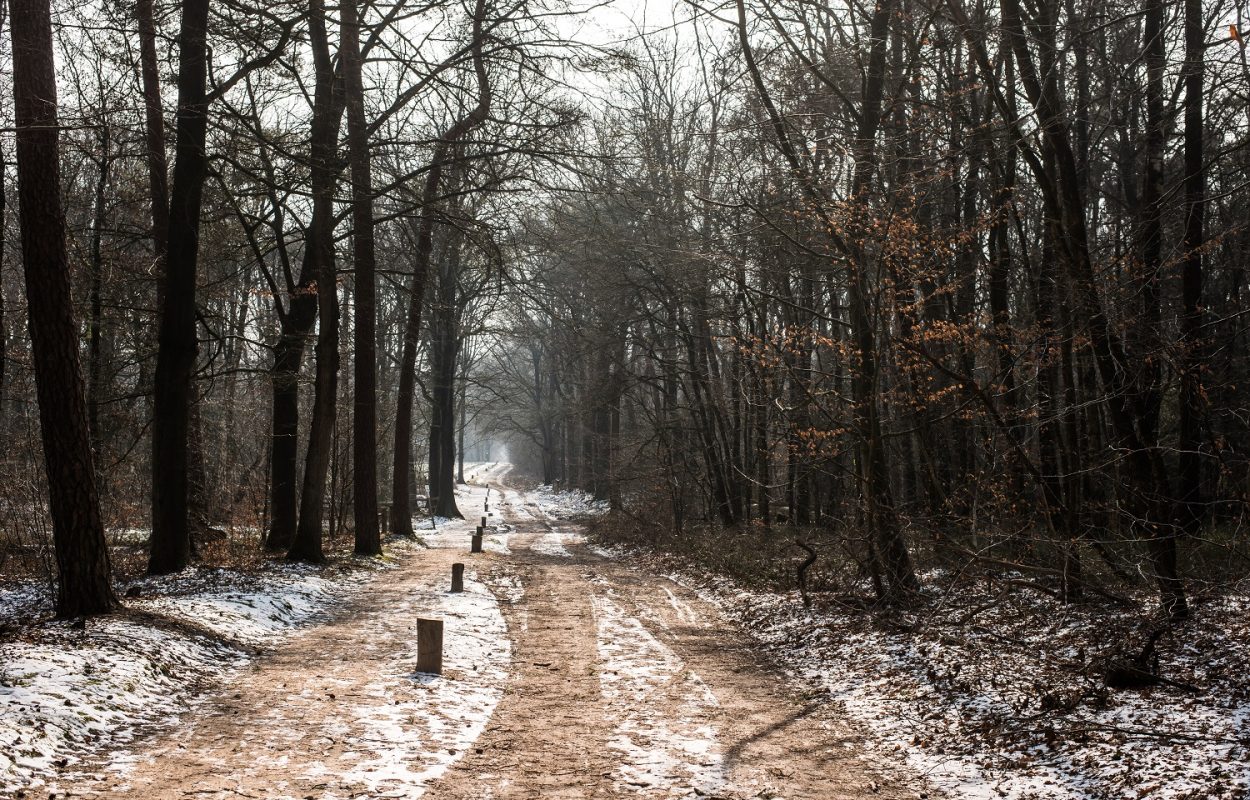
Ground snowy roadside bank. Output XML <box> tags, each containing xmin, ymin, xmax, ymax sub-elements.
<box><xmin>0</xmin><ymin>549</ymin><xmax>399</xmax><ymax>792</ymax></box>
<box><xmin>589</xmin><ymin>538</ymin><xmax>1250</xmax><ymax>800</ymax></box>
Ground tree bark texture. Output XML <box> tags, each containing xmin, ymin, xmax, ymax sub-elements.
<box><xmin>10</xmin><ymin>0</ymin><xmax>118</xmax><ymax>616</ymax></box>
<box><xmin>149</xmin><ymin>0</ymin><xmax>212</xmax><ymax>575</ymax></box>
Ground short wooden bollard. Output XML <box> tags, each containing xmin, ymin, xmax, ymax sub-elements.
<box><xmin>451</xmin><ymin>563</ymin><xmax>464</xmax><ymax>593</ymax></box>
<box><xmin>480</xmin><ymin>515</ymin><xmax>487</xmax><ymax>528</ymax></box>
<box><xmin>416</xmin><ymin>618</ymin><xmax>443</xmax><ymax>674</ymax></box>
<box><xmin>471</xmin><ymin>532</ymin><xmax>483</xmax><ymax>553</ymax></box>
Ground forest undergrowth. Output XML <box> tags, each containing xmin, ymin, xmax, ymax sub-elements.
<box><xmin>588</xmin><ymin>509</ymin><xmax>1250</xmax><ymax>799</ymax></box>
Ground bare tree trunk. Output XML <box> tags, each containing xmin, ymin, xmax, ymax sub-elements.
<box><xmin>343</xmin><ymin>0</ymin><xmax>381</xmax><ymax>555</ymax></box>
<box><xmin>391</xmin><ymin>0</ymin><xmax>491</xmax><ymax>535</ymax></box>
<box><xmin>264</xmin><ymin>307</ymin><xmax>313</xmax><ymax>550</ymax></box>
<box><xmin>149</xmin><ymin>0</ymin><xmax>212</xmax><ymax>575</ymax></box>
<box><xmin>136</xmin><ymin>0</ymin><xmax>169</xmax><ymax>261</ymax></box>
<box><xmin>0</xmin><ymin>138</ymin><xmax>6</xmax><ymax>420</ymax></box>
<box><xmin>1177</xmin><ymin>0</ymin><xmax>1206</xmax><ymax>531</ymax></box>
<box><xmin>289</xmin><ymin>0</ymin><xmax>341</xmax><ymax>564</ymax></box>
<box><xmin>428</xmin><ymin>219</ymin><xmax>464</xmax><ymax>519</ymax></box>
<box><xmin>87</xmin><ymin>125</ymin><xmax>111</xmax><ymax>448</ymax></box>
<box><xmin>10</xmin><ymin>0</ymin><xmax>117</xmax><ymax>616</ymax></box>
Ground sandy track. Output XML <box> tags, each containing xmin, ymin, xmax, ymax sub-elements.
<box><xmin>63</xmin><ymin>539</ymin><xmax>504</xmax><ymax>799</ymax></box>
<box><xmin>422</xmin><ymin>553</ymin><xmax>619</xmax><ymax>799</ymax></box>
<box><xmin>52</xmin><ymin>469</ymin><xmax>915</xmax><ymax>799</ymax></box>
<box><xmin>425</xmin><ymin>476</ymin><xmax>912</xmax><ymax>800</ymax></box>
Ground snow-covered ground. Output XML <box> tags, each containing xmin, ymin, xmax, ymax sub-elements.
<box><xmin>592</xmin><ymin>586</ymin><xmax>724</xmax><ymax>795</ymax></box>
<box><xmin>617</xmin><ymin>552</ymin><xmax>1250</xmax><ymax>800</ymax></box>
<box><xmin>525</xmin><ymin>484</ymin><xmax>610</xmax><ymax>520</ymax></box>
<box><xmin>532</xmin><ymin>527</ymin><xmax>579</xmax><ymax>558</ymax></box>
<box><xmin>0</xmin><ymin>560</ymin><xmax>380</xmax><ymax>791</ymax></box>
<box><xmin>331</xmin><ymin>573</ymin><xmax>510</xmax><ymax>798</ymax></box>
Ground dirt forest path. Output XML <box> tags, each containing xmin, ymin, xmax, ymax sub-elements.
<box><xmin>59</xmin><ymin>466</ymin><xmax>916</xmax><ymax>800</ymax></box>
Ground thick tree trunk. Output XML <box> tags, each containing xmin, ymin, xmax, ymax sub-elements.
<box><xmin>149</xmin><ymin>0</ymin><xmax>212</xmax><ymax>575</ymax></box>
<box><xmin>10</xmin><ymin>0</ymin><xmax>117</xmax><ymax>616</ymax></box>
<box><xmin>264</xmin><ymin>312</ymin><xmax>311</xmax><ymax>550</ymax></box>
<box><xmin>343</xmin><ymin>0</ymin><xmax>381</xmax><ymax>555</ymax></box>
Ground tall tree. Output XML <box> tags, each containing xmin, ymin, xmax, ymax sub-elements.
<box><xmin>1177</xmin><ymin>0</ymin><xmax>1206</xmax><ymax>531</ymax></box>
<box><xmin>343</xmin><ymin>0</ymin><xmax>382</xmax><ymax>555</ymax></box>
<box><xmin>391</xmin><ymin>0</ymin><xmax>492</xmax><ymax>535</ymax></box>
<box><xmin>148</xmin><ymin>0</ymin><xmax>213</xmax><ymax>574</ymax></box>
<box><xmin>288</xmin><ymin>0</ymin><xmax>342</xmax><ymax>563</ymax></box>
<box><xmin>10</xmin><ymin>0</ymin><xmax>117</xmax><ymax>616</ymax></box>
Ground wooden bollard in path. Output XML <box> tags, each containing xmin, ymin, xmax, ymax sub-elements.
<box><xmin>416</xmin><ymin>618</ymin><xmax>443</xmax><ymax>674</ymax></box>
<box><xmin>451</xmin><ymin>563</ymin><xmax>464</xmax><ymax>593</ymax></box>
<box><xmin>471</xmin><ymin>531</ymin><xmax>483</xmax><ymax>553</ymax></box>
<box><xmin>481</xmin><ymin>516</ymin><xmax>487</xmax><ymax>528</ymax></box>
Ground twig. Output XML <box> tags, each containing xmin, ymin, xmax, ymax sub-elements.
<box><xmin>794</xmin><ymin>540</ymin><xmax>817</xmax><ymax>608</ymax></box>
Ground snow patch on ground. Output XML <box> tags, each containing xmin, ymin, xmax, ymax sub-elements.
<box><xmin>486</xmin><ymin>572</ymin><xmax>525</xmax><ymax>606</ymax></box>
<box><xmin>0</xmin><ymin>618</ymin><xmax>237</xmax><ymax>789</ymax></box>
<box><xmin>592</xmin><ymin>590</ymin><xmax>723</xmax><ymax>796</ymax></box>
<box><xmin>664</xmin><ymin>568</ymin><xmax>1250</xmax><ymax>800</ymax></box>
<box><xmin>531</xmin><ymin>528</ymin><xmax>583</xmax><ymax>558</ymax></box>
<box><xmin>134</xmin><ymin>565</ymin><xmax>366</xmax><ymax>648</ymax></box>
<box><xmin>0</xmin><ymin>560</ymin><xmax>379</xmax><ymax>791</ymax></box>
<box><xmin>525</xmin><ymin>485</ymin><xmax>609</xmax><ymax>520</ymax></box>
<box><xmin>333</xmin><ymin>574</ymin><xmax>510</xmax><ymax>797</ymax></box>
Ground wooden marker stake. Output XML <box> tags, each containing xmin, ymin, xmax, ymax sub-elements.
<box><xmin>471</xmin><ymin>531</ymin><xmax>483</xmax><ymax>553</ymax></box>
<box><xmin>480</xmin><ymin>516</ymin><xmax>487</xmax><ymax>528</ymax></box>
<box><xmin>416</xmin><ymin>618</ymin><xmax>443</xmax><ymax>674</ymax></box>
<box><xmin>451</xmin><ymin>563</ymin><xmax>464</xmax><ymax>593</ymax></box>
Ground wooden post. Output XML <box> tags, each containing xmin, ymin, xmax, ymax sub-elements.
<box><xmin>451</xmin><ymin>563</ymin><xmax>464</xmax><ymax>592</ymax></box>
<box><xmin>480</xmin><ymin>515</ymin><xmax>487</xmax><ymax>528</ymax></box>
<box><xmin>471</xmin><ymin>531</ymin><xmax>483</xmax><ymax>553</ymax></box>
<box><xmin>416</xmin><ymin>618</ymin><xmax>443</xmax><ymax>674</ymax></box>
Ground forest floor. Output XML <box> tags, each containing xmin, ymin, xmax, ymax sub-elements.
<box><xmin>0</xmin><ymin>465</ymin><xmax>916</xmax><ymax>799</ymax></box>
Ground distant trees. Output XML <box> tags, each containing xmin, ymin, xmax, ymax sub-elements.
<box><xmin>491</xmin><ymin>0</ymin><xmax>1250</xmax><ymax>615</ymax></box>
<box><xmin>2</xmin><ymin>0</ymin><xmax>1247</xmax><ymax>621</ymax></box>
<box><xmin>0</xmin><ymin>0</ymin><xmax>571</xmax><ymax>608</ymax></box>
